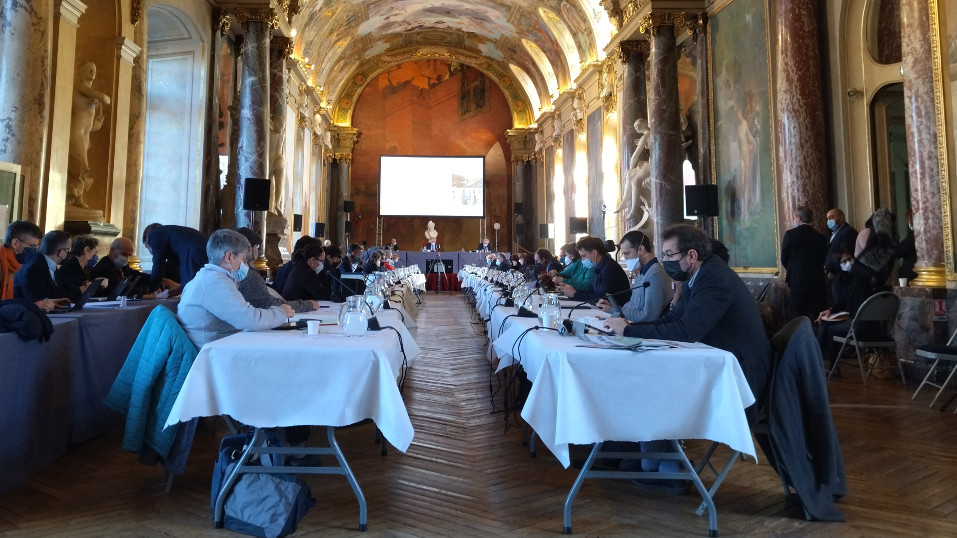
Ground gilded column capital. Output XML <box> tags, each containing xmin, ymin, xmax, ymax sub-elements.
<box><xmin>271</xmin><ymin>35</ymin><xmax>293</xmax><ymax>56</ymax></box>
<box><xmin>217</xmin><ymin>10</ymin><xmax>231</xmax><ymax>36</ymax></box>
<box><xmin>296</xmin><ymin>113</ymin><xmax>307</xmax><ymax>128</ymax></box>
<box><xmin>131</xmin><ymin>0</ymin><xmax>142</xmax><ymax>26</ymax></box>
<box><xmin>329</xmin><ymin>125</ymin><xmax>360</xmax><ymax>155</ymax></box>
<box><xmin>617</xmin><ymin>40</ymin><xmax>649</xmax><ymax>62</ymax></box>
<box><xmin>325</xmin><ymin>152</ymin><xmax>352</xmax><ymax>163</ymax></box>
<box><xmin>235</xmin><ymin>7</ymin><xmax>279</xmax><ymax>33</ymax></box>
<box><xmin>506</xmin><ymin>128</ymin><xmax>538</xmax><ymax>155</ymax></box>
<box><xmin>638</xmin><ymin>12</ymin><xmax>689</xmax><ymax>37</ymax></box>
<box><xmin>56</xmin><ymin>0</ymin><xmax>87</xmax><ymax>27</ymax></box>
<box><xmin>600</xmin><ymin>0</ymin><xmax>624</xmax><ymax>30</ymax></box>
<box><xmin>511</xmin><ymin>154</ymin><xmax>537</xmax><ymax>163</ymax></box>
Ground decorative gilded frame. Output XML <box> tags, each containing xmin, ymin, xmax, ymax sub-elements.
<box><xmin>707</xmin><ymin>0</ymin><xmax>779</xmax><ymax>274</ymax></box>
<box><xmin>929</xmin><ymin>0</ymin><xmax>956</xmax><ymax>281</ymax></box>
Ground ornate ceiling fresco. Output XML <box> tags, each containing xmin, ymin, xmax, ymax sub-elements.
<box><xmin>289</xmin><ymin>0</ymin><xmax>615</xmax><ymax>127</ymax></box>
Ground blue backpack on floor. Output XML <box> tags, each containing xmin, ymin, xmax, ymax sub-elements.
<box><xmin>211</xmin><ymin>430</ymin><xmax>316</xmax><ymax>538</ymax></box>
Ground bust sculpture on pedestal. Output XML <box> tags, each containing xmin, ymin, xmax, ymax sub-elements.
<box><xmin>424</xmin><ymin>220</ymin><xmax>438</xmax><ymax>243</ymax></box>
<box><xmin>67</xmin><ymin>61</ymin><xmax>111</xmax><ymax>218</ymax></box>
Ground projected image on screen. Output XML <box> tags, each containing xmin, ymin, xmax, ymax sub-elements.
<box><xmin>379</xmin><ymin>155</ymin><xmax>485</xmax><ymax>217</ymax></box>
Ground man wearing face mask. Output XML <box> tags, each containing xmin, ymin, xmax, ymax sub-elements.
<box><xmin>233</xmin><ymin>227</ymin><xmax>317</xmax><ymax>313</ymax></box>
<box><xmin>824</xmin><ymin>208</ymin><xmax>857</xmax><ymax>303</ymax></box>
<box><xmin>91</xmin><ymin>237</ymin><xmax>151</xmax><ymax>297</ymax></box>
<box><xmin>559</xmin><ymin>236</ymin><xmax>631</xmax><ymax>304</ymax></box>
<box><xmin>13</xmin><ymin>230</ymin><xmax>73</xmax><ymax>301</ymax></box>
<box><xmin>596</xmin><ymin>230</ymin><xmax>672</xmax><ymax>322</ymax></box>
<box><xmin>604</xmin><ymin>225</ymin><xmax>771</xmax><ymax>427</ymax></box>
<box><xmin>1</xmin><ymin>220</ymin><xmax>42</xmax><ymax>300</ymax></box>
<box><xmin>176</xmin><ymin>229</ymin><xmax>293</xmax><ymax>348</ymax></box>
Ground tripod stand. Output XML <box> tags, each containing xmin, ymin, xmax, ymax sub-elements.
<box><xmin>431</xmin><ymin>251</ymin><xmax>452</xmax><ymax>295</ymax></box>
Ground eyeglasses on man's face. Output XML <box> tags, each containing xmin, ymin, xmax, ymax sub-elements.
<box><xmin>660</xmin><ymin>250</ymin><xmax>689</xmax><ymax>262</ymax></box>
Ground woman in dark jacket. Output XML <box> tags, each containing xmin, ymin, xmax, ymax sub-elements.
<box><xmin>281</xmin><ymin>243</ymin><xmax>330</xmax><ymax>301</ymax></box>
<box><xmin>56</xmin><ymin>235</ymin><xmax>102</xmax><ymax>303</ymax></box>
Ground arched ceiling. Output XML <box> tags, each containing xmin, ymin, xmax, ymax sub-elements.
<box><xmin>289</xmin><ymin>0</ymin><xmax>614</xmax><ymax>127</ymax></box>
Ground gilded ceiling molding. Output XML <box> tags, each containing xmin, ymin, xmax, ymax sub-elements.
<box><xmin>689</xmin><ymin>14</ymin><xmax>707</xmax><ymax>43</ymax></box>
<box><xmin>217</xmin><ymin>10</ymin><xmax>230</xmax><ymax>37</ymax></box>
<box><xmin>271</xmin><ymin>35</ymin><xmax>293</xmax><ymax>56</ymax></box>
<box><xmin>296</xmin><ymin>112</ymin><xmax>307</xmax><ymax>128</ymax></box>
<box><xmin>598</xmin><ymin>58</ymin><xmax>617</xmax><ymax>112</ymax></box>
<box><xmin>329</xmin><ymin>46</ymin><xmax>534</xmax><ymax>129</ymax></box>
<box><xmin>600</xmin><ymin>0</ymin><xmax>624</xmax><ymax>31</ymax></box>
<box><xmin>276</xmin><ymin>0</ymin><xmax>290</xmax><ymax>20</ymax></box>
<box><xmin>639</xmin><ymin>12</ymin><xmax>690</xmax><ymax>37</ymax></box>
<box><xmin>130</xmin><ymin>0</ymin><xmax>142</xmax><ymax>26</ymax></box>
<box><xmin>621</xmin><ymin>0</ymin><xmax>651</xmax><ymax>22</ymax></box>
<box><xmin>573</xmin><ymin>89</ymin><xmax>586</xmax><ymax>135</ymax></box>
<box><xmin>616</xmin><ymin>40</ymin><xmax>649</xmax><ymax>62</ymax></box>
<box><xmin>235</xmin><ymin>7</ymin><xmax>279</xmax><ymax>33</ymax></box>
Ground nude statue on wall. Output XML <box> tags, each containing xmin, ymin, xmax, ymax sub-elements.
<box><xmin>68</xmin><ymin>61</ymin><xmax>111</xmax><ymax>210</ymax></box>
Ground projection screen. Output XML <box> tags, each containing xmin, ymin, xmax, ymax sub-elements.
<box><xmin>379</xmin><ymin>155</ymin><xmax>485</xmax><ymax>217</ymax></box>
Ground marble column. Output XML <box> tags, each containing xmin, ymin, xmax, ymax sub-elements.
<box><xmin>0</xmin><ymin>0</ymin><xmax>53</xmax><ymax>222</ymax></box>
<box><xmin>774</xmin><ymin>0</ymin><xmax>828</xmax><ymax>237</ymax></box>
<box><xmin>199</xmin><ymin>10</ymin><xmax>228</xmax><ymax>236</ymax></box>
<box><xmin>123</xmin><ymin>14</ymin><xmax>147</xmax><ymax>268</ymax></box>
<box><xmin>234</xmin><ymin>8</ymin><xmax>275</xmax><ymax>230</ymax></box>
<box><xmin>512</xmin><ymin>157</ymin><xmax>525</xmax><ymax>248</ymax></box>
<box><xmin>617</xmin><ymin>40</ymin><xmax>648</xmax><ymax>230</ymax></box>
<box><xmin>42</xmin><ymin>0</ymin><xmax>86</xmax><ymax>231</ymax></box>
<box><xmin>264</xmin><ymin>35</ymin><xmax>291</xmax><ymax>271</ymax></box>
<box><xmin>644</xmin><ymin>14</ymin><xmax>685</xmax><ymax>252</ymax></box>
<box><xmin>337</xmin><ymin>156</ymin><xmax>351</xmax><ymax>247</ymax></box>
<box><xmin>691</xmin><ymin>15</ymin><xmax>714</xmax><ymax>236</ymax></box>
<box><xmin>901</xmin><ymin>0</ymin><xmax>945</xmax><ymax>287</ymax></box>
<box><xmin>524</xmin><ymin>159</ymin><xmax>537</xmax><ymax>248</ymax></box>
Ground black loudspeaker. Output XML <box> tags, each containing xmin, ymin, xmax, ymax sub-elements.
<box><xmin>292</xmin><ymin>214</ymin><xmax>303</xmax><ymax>232</ymax></box>
<box><xmin>344</xmin><ymin>221</ymin><xmax>353</xmax><ymax>233</ymax></box>
<box><xmin>515</xmin><ymin>223</ymin><xmax>525</xmax><ymax>236</ymax></box>
<box><xmin>241</xmin><ymin>178</ymin><xmax>270</xmax><ymax>211</ymax></box>
<box><xmin>569</xmin><ymin>217</ymin><xmax>588</xmax><ymax>234</ymax></box>
<box><xmin>514</xmin><ymin>202</ymin><xmax>523</xmax><ymax>215</ymax></box>
<box><xmin>685</xmin><ymin>184</ymin><xmax>719</xmax><ymax>216</ymax></box>
<box><xmin>314</xmin><ymin>222</ymin><xmax>325</xmax><ymax>236</ymax></box>
<box><xmin>343</xmin><ymin>200</ymin><xmax>355</xmax><ymax>213</ymax></box>
<box><xmin>539</xmin><ymin>223</ymin><xmax>550</xmax><ymax>238</ymax></box>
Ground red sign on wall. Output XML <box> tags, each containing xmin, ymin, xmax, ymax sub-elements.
<box><xmin>933</xmin><ymin>299</ymin><xmax>947</xmax><ymax>322</ymax></box>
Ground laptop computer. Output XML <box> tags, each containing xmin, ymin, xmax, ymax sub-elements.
<box><xmin>108</xmin><ymin>275</ymin><xmax>140</xmax><ymax>300</ymax></box>
<box><xmin>49</xmin><ymin>277</ymin><xmax>106</xmax><ymax>313</ymax></box>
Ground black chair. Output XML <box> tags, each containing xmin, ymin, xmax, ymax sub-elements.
<box><xmin>911</xmin><ymin>327</ymin><xmax>957</xmax><ymax>411</ymax></box>
<box><xmin>827</xmin><ymin>291</ymin><xmax>902</xmax><ymax>385</ymax></box>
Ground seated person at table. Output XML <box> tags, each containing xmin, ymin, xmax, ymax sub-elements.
<box><xmin>363</xmin><ymin>250</ymin><xmax>384</xmax><ymax>274</ymax></box>
<box><xmin>388</xmin><ymin>238</ymin><xmax>399</xmax><ymax>251</ymax></box>
<box><xmin>382</xmin><ymin>249</ymin><xmax>395</xmax><ymax>271</ymax></box>
<box><xmin>422</xmin><ymin>238</ymin><xmax>440</xmax><ymax>252</ymax></box>
<box><xmin>142</xmin><ymin>223</ymin><xmax>209</xmax><ymax>292</ymax></box>
<box><xmin>91</xmin><ymin>237</ymin><xmax>151</xmax><ymax>298</ymax></box>
<box><xmin>604</xmin><ymin>225</ymin><xmax>771</xmax><ymax>422</ymax></box>
<box><xmin>176</xmin><ymin>229</ymin><xmax>293</xmax><ymax>348</ymax></box>
<box><xmin>14</xmin><ymin>230</ymin><xmax>73</xmax><ymax>301</ymax></box>
<box><xmin>597</xmin><ymin>230</ymin><xmax>671</xmax><ymax>322</ymax></box>
<box><xmin>272</xmin><ymin>235</ymin><xmax>319</xmax><ymax>293</ymax></box>
<box><xmin>518</xmin><ymin>252</ymin><xmax>537</xmax><ymax>281</ymax></box>
<box><xmin>552</xmin><ymin>242</ymin><xmax>595</xmax><ymax>292</ymax></box>
<box><xmin>477</xmin><ymin>238</ymin><xmax>491</xmax><ymax>252</ymax></box>
<box><xmin>559</xmin><ymin>236</ymin><xmax>631</xmax><ymax>305</ymax></box>
<box><xmin>534</xmin><ymin>248</ymin><xmax>562</xmax><ymax>276</ymax></box>
<box><xmin>281</xmin><ymin>243</ymin><xmax>331</xmax><ymax>302</ymax></box>
<box><xmin>322</xmin><ymin>245</ymin><xmax>345</xmax><ymax>302</ymax></box>
<box><xmin>2</xmin><ymin>220</ymin><xmax>42</xmax><ymax>300</ymax></box>
<box><xmin>338</xmin><ymin>243</ymin><xmax>365</xmax><ymax>297</ymax></box>
<box><xmin>814</xmin><ymin>249</ymin><xmax>886</xmax><ymax>372</ymax></box>
<box><xmin>493</xmin><ymin>252</ymin><xmax>509</xmax><ymax>270</ymax></box>
<box><xmin>56</xmin><ymin>235</ymin><xmax>107</xmax><ymax>303</ymax></box>
<box><xmin>234</xmin><ymin>227</ymin><xmax>316</xmax><ymax>313</ymax></box>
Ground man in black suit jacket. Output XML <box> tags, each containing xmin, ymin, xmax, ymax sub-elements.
<box><xmin>477</xmin><ymin>238</ymin><xmax>491</xmax><ymax>252</ymax></box>
<box><xmin>824</xmin><ymin>208</ymin><xmax>857</xmax><ymax>302</ymax></box>
<box><xmin>604</xmin><ymin>225</ymin><xmax>771</xmax><ymax>425</ymax></box>
<box><xmin>559</xmin><ymin>236</ymin><xmax>631</xmax><ymax>305</ymax></box>
<box><xmin>142</xmin><ymin>223</ymin><xmax>208</xmax><ymax>291</ymax></box>
<box><xmin>337</xmin><ymin>243</ymin><xmax>365</xmax><ymax>296</ymax></box>
<box><xmin>13</xmin><ymin>230</ymin><xmax>71</xmax><ymax>301</ymax></box>
<box><xmin>423</xmin><ymin>239</ymin><xmax>440</xmax><ymax>252</ymax></box>
<box><xmin>781</xmin><ymin>205</ymin><xmax>828</xmax><ymax>320</ymax></box>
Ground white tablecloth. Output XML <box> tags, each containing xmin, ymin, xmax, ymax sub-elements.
<box><xmin>166</xmin><ymin>314</ymin><xmax>417</xmax><ymax>452</ymax></box>
<box><xmin>495</xmin><ymin>329</ymin><xmax>756</xmax><ymax>468</ymax></box>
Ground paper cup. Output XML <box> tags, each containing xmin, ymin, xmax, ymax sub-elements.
<box><xmin>898</xmin><ymin>278</ymin><xmax>908</xmax><ymax>287</ymax></box>
<box><xmin>306</xmin><ymin>320</ymin><xmax>321</xmax><ymax>335</ymax></box>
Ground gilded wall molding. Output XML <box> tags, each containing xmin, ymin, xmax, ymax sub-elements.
<box><xmin>271</xmin><ymin>35</ymin><xmax>293</xmax><ymax>56</ymax></box>
<box><xmin>235</xmin><ymin>7</ymin><xmax>279</xmax><ymax>33</ymax></box>
<box><xmin>599</xmin><ymin>57</ymin><xmax>617</xmax><ymax>111</ymax></box>
<box><xmin>616</xmin><ymin>40</ymin><xmax>649</xmax><ymax>62</ymax></box>
<box><xmin>600</xmin><ymin>0</ymin><xmax>624</xmax><ymax>31</ymax></box>
<box><xmin>638</xmin><ymin>12</ymin><xmax>689</xmax><ymax>37</ymax></box>
<box><xmin>130</xmin><ymin>0</ymin><xmax>142</xmax><ymax>26</ymax></box>
<box><xmin>217</xmin><ymin>10</ymin><xmax>231</xmax><ymax>37</ymax></box>
<box><xmin>928</xmin><ymin>0</ymin><xmax>955</xmax><ymax>280</ymax></box>
<box><xmin>276</xmin><ymin>0</ymin><xmax>290</xmax><ymax>20</ymax></box>
<box><xmin>622</xmin><ymin>0</ymin><xmax>651</xmax><ymax>22</ymax></box>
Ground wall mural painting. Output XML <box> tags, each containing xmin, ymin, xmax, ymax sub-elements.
<box><xmin>710</xmin><ymin>0</ymin><xmax>776</xmax><ymax>269</ymax></box>
<box><xmin>459</xmin><ymin>67</ymin><xmax>489</xmax><ymax>120</ymax></box>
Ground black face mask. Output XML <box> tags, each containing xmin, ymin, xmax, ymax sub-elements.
<box><xmin>15</xmin><ymin>246</ymin><xmax>38</xmax><ymax>264</ymax></box>
<box><xmin>662</xmin><ymin>260</ymin><xmax>689</xmax><ymax>281</ymax></box>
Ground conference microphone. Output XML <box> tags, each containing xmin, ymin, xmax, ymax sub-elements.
<box><xmin>605</xmin><ymin>281</ymin><xmax>651</xmax><ymax>317</ymax></box>
<box><xmin>325</xmin><ymin>267</ymin><xmax>361</xmax><ymax>298</ymax></box>
<box><xmin>515</xmin><ymin>287</ymin><xmax>541</xmax><ymax>318</ymax></box>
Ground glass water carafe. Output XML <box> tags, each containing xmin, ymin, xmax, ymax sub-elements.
<box><xmin>338</xmin><ymin>296</ymin><xmax>370</xmax><ymax>336</ymax></box>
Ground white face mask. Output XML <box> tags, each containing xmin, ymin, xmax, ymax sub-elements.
<box><xmin>624</xmin><ymin>257</ymin><xmax>641</xmax><ymax>272</ymax></box>
<box><xmin>840</xmin><ymin>261</ymin><xmax>853</xmax><ymax>272</ymax></box>
<box><xmin>314</xmin><ymin>262</ymin><xmax>324</xmax><ymax>274</ymax></box>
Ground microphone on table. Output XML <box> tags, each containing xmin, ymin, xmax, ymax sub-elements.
<box><xmin>516</xmin><ymin>287</ymin><xmax>541</xmax><ymax>318</ymax></box>
<box><xmin>563</xmin><ymin>281</ymin><xmax>651</xmax><ymax>320</ymax></box>
<box><xmin>605</xmin><ymin>281</ymin><xmax>651</xmax><ymax>317</ymax></box>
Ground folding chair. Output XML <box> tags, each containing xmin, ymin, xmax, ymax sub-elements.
<box><xmin>911</xmin><ymin>327</ymin><xmax>957</xmax><ymax>411</ymax></box>
<box><xmin>827</xmin><ymin>291</ymin><xmax>902</xmax><ymax>385</ymax></box>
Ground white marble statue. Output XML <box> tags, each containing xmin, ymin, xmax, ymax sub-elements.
<box><xmin>68</xmin><ymin>61</ymin><xmax>111</xmax><ymax>209</ymax></box>
<box><xmin>616</xmin><ymin>118</ymin><xmax>651</xmax><ymax>227</ymax></box>
<box><xmin>424</xmin><ymin>220</ymin><xmax>438</xmax><ymax>242</ymax></box>
<box><xmin>269</xmin><ymin>115</ymin><xmax>286</xmax><ymax>215</ymax></box>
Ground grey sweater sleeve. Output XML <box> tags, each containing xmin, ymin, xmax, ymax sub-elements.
<box><xmin>237</xmin><ymin>271</ymin><xmax>313</xmax><ymax>312</ymax></box>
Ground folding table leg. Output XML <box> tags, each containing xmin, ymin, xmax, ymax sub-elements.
<box><xmin>327</xmin><ymin>426</ymin><xmax>368</xmax><ymax>531</ymax></box>
<box><xmin>213</xmin><ymin>428</ymin><xmax>265</xmax><ymax>527</ymax></box>
<box><xmin>562</xmin><ymin>442</ymin><xmax>603</xmax><ymax>534</ymax></box>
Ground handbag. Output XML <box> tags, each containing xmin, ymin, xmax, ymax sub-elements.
<box><xmin>211</xmin><ymin>430</ymin><xmax>316</xmax><ymax>538</ymax></box>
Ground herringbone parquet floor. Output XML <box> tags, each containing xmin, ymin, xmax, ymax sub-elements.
<box><xmin>1</xmin><ymin>293</ymin><xmax>956</xmax><ymax>536</ymax></box>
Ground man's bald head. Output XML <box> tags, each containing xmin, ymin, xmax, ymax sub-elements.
<box><xmin>109</xmin><ymin>237</ymin><xmax>135</xmax><ymax>259</ymax></box>
<box><xmin>826</xmin><ymin>208</ymin><xmax>846</xmax><ymax>227</ymax></box>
